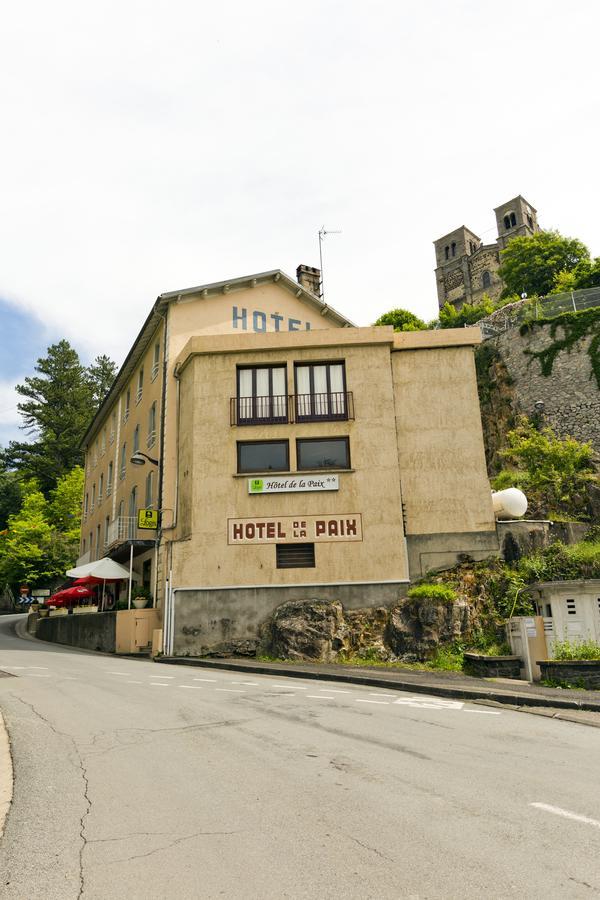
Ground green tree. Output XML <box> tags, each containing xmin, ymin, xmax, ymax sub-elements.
<box><xmin>498</xmin><ymin>230</ymin><xmax>590</xmax><ymax>298</ymax></box>
<box><xmin>493</xmin><ymin>417</ymin><xmax>598</xmax><ymax>519</ymax></box>
<box><xmin>86</xmin><ymin>355</ymin><xmax>117</xmax><ymax>408</ymax></box>
<box><xmin>0</xmin><ymin>461</ymin><xmax>23</xmax><ymax>530</ymax></box>
<box><xmin>374</xmin><ymin>308</ymin><xmax>427</xmax><ymax>332</ymax></box>
<box><xmin>552</xmin><ymin>257</ymin><xmax>600</xmax><ymax>294</ymax></box>
<box><xmin>5</xmin><ymin>341</ymin><xmax>96</xmax><ymax>493</ymax></box>
<box><xmin>0</xmin><ymin>469</ymin><xmax>83</xmax><ymax>589</ymax></box>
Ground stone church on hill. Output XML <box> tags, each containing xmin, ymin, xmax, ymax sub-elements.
<box><xmin>433</xmin><ymin>195</ymin><xmax>539</xmax><ymax>310</ymax></box>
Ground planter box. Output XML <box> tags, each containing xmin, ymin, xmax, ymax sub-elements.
<box><xmin>463</xmin><ymin>652</ymin><xmax>522</xmax><ymax>679</ymax></box>
<box><xmin>73</xmin><ymin>606</ymin><xmax>98</xmax><ymax>615</ymax></box>
<box><xmin>49</xmin><ymin>608</ymin><xmax>68</xmax><ymax>617</ymax></box>
<box><xmin>537</xmin><ymin>660</ymin><xmax>600</xmax><ymax>690</ymax></box>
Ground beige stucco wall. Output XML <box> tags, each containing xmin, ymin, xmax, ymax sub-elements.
<box><xmin>170</xmin><ymin>330</ymin><xmax>409</xmax><ymax>589</ymax></box>
<box><xmin>393</xmin><ymin>344</ymin><xmax>496</xmax><ymax>536</ymax></box>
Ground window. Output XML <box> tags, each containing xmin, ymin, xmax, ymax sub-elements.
<box><xmin>451</xmin><ymin>242</ymin><xmax>456</xmax><ymax>257</ymax></box>
<box><xmin>106</xmin><ymin>461</ymin><xmax>113</xmax><ymax>496</ymax></box>
<box><xmin>118</xmin><ymin>500</ymin><xmax>124</xmax><ymax>520</ymax></box>
<box><xmin>129</xmin><ymin>486</ymin><xmax>137</xmax><ymax>519</ymax></box>
<box><xmin>444</xmin><ymin>245</ymin><xmax>449</xmax><ymax>261</ymax></box>
<box><xmin>124</xmin><ymin>389</ymin><xmax>131</xmax><ymax>422</ymax></box>
<box><xmin>82</xmin><ymin>538</ymin><xmax>86</xmax><ymax>554</ymax></box>
<box><xmin>110</xmin><ymin>411</ymin><xmax>116</xmax><ymax>443</ymax></box>
<box><xmin>482</xmin><ymin>271</ymin><xmax>491</xmax><ymax>289</ymax></box>
<box><xmin>101</xmin><ymin>429</ymin><xmax>106</xmax><ymax>455</ymax></box>
<box><xmin>96</xmin><ymin>524</ymin><xmax>101</xmax><ymax>558</ymax></box>
<box><xmin>88</xmin><ymin>531</ymin><xmax>93</xmax><ymax>553</ymax></box>
<box><xmin>527</xmin><ymin>214</ymin><xmax>533</xmax><ymax>229</ymax></box>
<box><xmin>152</xmin><ymin>342</ymin><xmax>160</xmax><ymax>380</ymax></box>
<box><xmin>148</xmin><ymin>402</ymin><xmax>157</xmax><ymax>447</ymax></box>
<box><xmin>237</xmin><ymin>365</ymin><xmax>287</xmax><ymax>424</ymax></box>
<box><xmin>98</xmin><ymin>473</ymin><xmax>104</xmax><ymax>500</ymax></box>
<box><xmin>136</xmin><ymin>367</ymin><xmax>144</xmax><ymax>403</ymax></box>
<box><xmin>510</xmin><ymin>212</ymin><xmax>516</xmax><ymax>227</ymax></box>
<box><xmin>120</xmin><ymin>443</ymin><xmax>127</xmax><ymax>479</ymax></box>
<box><xmin>503</xmin><ymin>215</ymin><xmax>511</xmax><ymax>230</ymax></box>
<box><xmin>276</xmin><ymin>543</ymin><xmax>315</xmax><ymax>569</ymax></box>
<box><xmin>84</xmin><ymin>493</ymin><xmax>89</xmax><ymax>518</ymax></box>
<box><xmin>145</xmin><ymin>471</ymin><xmax>154</xmax><ymax>508</ymax></box>
<box><xmin>295</xmin><ymin>362</ymin><xmax>347</xmax><ymax>421</ymax></box>
<box><xmin>104</xmin><ymin>516</ymin><xmax>110</xmax><ymax>547</ymax></box>
<box><xmin>297</xmin><ymin>437</ymin><xmax>350</xmax><ymax>470</ymax></box>
<box><xmin>133</xmin><ymin>424</ymin><xmax>140</xmax><ymax>454</ymax></box>
<box><xmin>237</xmin><ymin>440</ymin><xmax>289</xmax><ymax>473</ymax></box>
<box><xmin>91</xmin><ymin>483</ymin><xmax>96</xmax><ymax>510</ymax></box>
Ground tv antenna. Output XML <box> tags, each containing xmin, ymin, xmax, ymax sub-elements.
<box><xmin>318</xmin><ymin>225</ymin><xmax>342</xmax><ymax>301</ymax></box>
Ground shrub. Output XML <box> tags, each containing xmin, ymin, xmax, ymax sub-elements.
<box><xmin>551</xmin><ymin>638</ymin><xmax>600</xmax><ymax>661</ymax></box>
<box><xmin>407</xmin><ymin>583</ymin><xmax>457</xmax><ymax>603</ymax></box>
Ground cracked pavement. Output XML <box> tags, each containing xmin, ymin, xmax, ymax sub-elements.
<box><xmin>1</xmin><ymin>613</ymin><xmax>600</xmax><ymax>899</ymax></box>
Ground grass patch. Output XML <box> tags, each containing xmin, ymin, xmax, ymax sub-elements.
<box><xmin>551</xmin><ymin>638</ymin><xmax>600</xmax><ymax>661</ymax></box>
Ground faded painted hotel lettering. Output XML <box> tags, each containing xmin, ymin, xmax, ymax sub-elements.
<box><xmin>228</xmin><ymin>515</ymin><xmax>363</xmax><ymax>544</ymax></box>
<box><xmin>232</xmin><ymin>306</ymin><xmax>312</xmax><ymax>333</ymax></box>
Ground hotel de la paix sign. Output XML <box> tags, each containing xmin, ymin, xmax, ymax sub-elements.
<box><xmin>228</xmin><ymin>515</ymin><xmax>363</xmax><ymax>544</ymax></box>
<box><xmin>248</xmin><ymin>475</ymin><xmax>339</xmax><ymax>494</ymax></box>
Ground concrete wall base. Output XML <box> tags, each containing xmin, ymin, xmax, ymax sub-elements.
<box><xmin>172</xmin><ymin>582</ymin><xmax>408</xmax><ymax>657</ymax></box>
<box><xmin>406</xmin><ymin>531</ymin><xmax>500</xmax><ymax>578</ymax></box>
<box><xmin>36</xmin><ymin>612</ymin><xmax>116</xmax><ymax>653</ymax></box>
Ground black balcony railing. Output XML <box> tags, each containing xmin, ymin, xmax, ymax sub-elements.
<box><xmin>230</xmin><ymin>392</ymin><xmax>354</xmax><ymax>425</ymax></box>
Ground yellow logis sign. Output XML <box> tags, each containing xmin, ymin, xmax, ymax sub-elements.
<box><xmin>137</xmin><ymin>508</ymin><xmax>158</xmax><ymax>530</ymax></box>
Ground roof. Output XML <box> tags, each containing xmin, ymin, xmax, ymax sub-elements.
<box><xmin>80</xmin><ymin>269</ymin><xmax>355</xmax><ymax>449</ymax></box>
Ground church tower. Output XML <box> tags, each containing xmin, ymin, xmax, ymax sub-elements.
<box><xmin>494</xmin><ymin>195</ymin><xmax>539</xmax><ymax>251</ymax></box>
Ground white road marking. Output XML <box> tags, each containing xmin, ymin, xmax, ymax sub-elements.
<box><xmin>179</xmin><ymin>685</ymin><xmax>203</xmax><ymax>690</ymax></box>
<box><xmin>268</xmin><ymin>684</ymin><xmax>308</xmax><ymax>689</ymax></box>
<box><xmin>464</xmin><ymin>709</ymin><xmax>501</xmax><ymax>715</ymax></box>
<box><xmin>356</xmin><ymin>699</ymin><xmax>389</xmax><ymax>705</ymax></box>
<box><xmin>369</xmin><ymin>693</ymin><xmax>396</xmax><ymax>698</ymax></box>
<box><xmin>108</xmin><ymin>672</ymin><xmax>129</xmax><ymax>676</ymax></box>
<box><xmin>27</xmin><ymin>673</ymin><xmax>51</xmax><ymax>678</ymax></box>
<box><xmin>126</xmin><ymin>681</ymin><xmax>143</xmax><ymax>684</ymax></box>
<box><xmin>216</xmin><ymin>688</ymin><xmax>246</xmax><ymax>693</ymax></box>
<box><xmin>28</xmin><ymin>666</ymin><xmax>49</xmax><ymax>670</ymax></box>
<box><xmin>394</xmin><ymin>697</ymin><xmax>464</xmax><ymax>710</ymax></box>
<box><xmin>307</xmin><ymin>695</ymin><xmax>335</xmax><ymax>700</ymax></box>
<box><xmin>148</xmin><ymin>675</ymin><xmax>174</xmax><ymax>679</ymax></box>
<box><xmin>232</xmin><ymin>681</ymin><xmax>258</xmax><ymax>686</ymax></box>
<box><xmin>320</xmin><ymin>689</ymin><xmax>351</xmax><ymax>694</ymax></box>
<box><xmin>150</xmin><ymin>683</ymin><xmax>169</xmax><ymax>687</ymax></box>
<box><xmin>193</xmin><ymin>678</ymin><xmax>218</xmax><ymax>682</ymax></box>
<box><xmin>530</xmin><ymin>803</ymin><xmax>600</xmax><ymax>830</ymax></box>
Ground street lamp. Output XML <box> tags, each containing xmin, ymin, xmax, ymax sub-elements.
<box><xmin>130</xmin><ymin>451</ymin><xmax>159</xmax><ymax>467</ymax></box>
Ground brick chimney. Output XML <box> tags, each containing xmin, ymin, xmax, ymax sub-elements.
<box><xmin>296</xmin><ymin>264</ymin><xmax>321</xmax><ymax>297</ymax></box>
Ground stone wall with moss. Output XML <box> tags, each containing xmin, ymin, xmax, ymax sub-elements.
<box><xmin>476</xmin><ymin>309</ymin><xmax>600</xmax><ymax>468</ymax></box>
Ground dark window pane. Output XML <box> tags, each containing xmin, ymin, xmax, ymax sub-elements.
<box><xmin>276</xmin><ymin>543</ymin><xmax>315</xmax><ymax>568</ymax></box>
<box><xmin>238</xmin><ymin>441</ymin><xmax>288</xmax><ymax>473</ymax></box>
<box><xmin>297</xmin><ymin>438</ymin><xmax>349</xmax><ymax>470</ymax></box>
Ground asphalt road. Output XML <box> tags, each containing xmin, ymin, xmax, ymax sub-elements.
<box><xmin>0</xmin><ymin>614</ymin><xmax>599</xmax><ymax>900</ymax></box>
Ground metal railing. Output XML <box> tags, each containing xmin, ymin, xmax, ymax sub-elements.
<box><xmin>106</xmin><ymin>516</ymin><xmax>144</xmax><ymax>548</ymax></box>
<box><xmin>230</xmin><ymin>392</ymin><xmax>354</xmax><ymax>425</ymax></box>
<box><xmin>479</xmin><ymin>286</ymin><xmax>600</xmax><ymax>340</ymax></box>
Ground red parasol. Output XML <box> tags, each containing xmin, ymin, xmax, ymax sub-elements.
<box><xmin>46</xmin><ymin>586</ymin><xmax>95</xmax><ymax>608</ymax></box>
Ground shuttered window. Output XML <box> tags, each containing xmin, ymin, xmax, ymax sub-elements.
<box><xmin>276</xmin><ymin>543</ymin><xmax>315</xmax><ymax>569</ymax></box>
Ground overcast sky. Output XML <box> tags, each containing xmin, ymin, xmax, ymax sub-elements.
<box><xmin>1</xmin><ymin>0</ymin><xmax>599</xmax><ymax>445</ymax></box>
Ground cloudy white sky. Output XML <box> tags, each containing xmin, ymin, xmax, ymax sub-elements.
<box><xmin>1</xmin><ymin>0</ymin><xmax>598</xmax><ymax>445</ymax></box>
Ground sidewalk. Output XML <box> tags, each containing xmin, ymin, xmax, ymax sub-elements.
<box><xmin>155</xmin><ymin>655</ymin><xmax>600</xmax><ymax>725</ymax></box>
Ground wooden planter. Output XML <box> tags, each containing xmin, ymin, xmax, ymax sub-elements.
<box><xmin>537</xmin><ymin>660</ymin><xmax>600</xmax><ymax>689</ymax></box>
<box><xmin>463</xmin><ymin>652</ymin><xmax>522</xmax><ymax>679</ymax></box>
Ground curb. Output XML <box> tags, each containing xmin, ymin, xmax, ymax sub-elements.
<box><xmin>0</xmin><ymin>711</ymin><xmax>13</xmax><ymax>840</ymax></box>
<box><xmin>154</xmin><ymin>656</ymin><xmax>600</xmax><ymax>714</ymax></box>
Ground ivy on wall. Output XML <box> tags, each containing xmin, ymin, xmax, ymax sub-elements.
<box><xmin>520</xmin><ymin>307</ymin><xmax>600</xmax><ymax>389</ymax></box>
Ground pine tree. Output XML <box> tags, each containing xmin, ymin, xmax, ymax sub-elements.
<box><xmin>86</xmin><ymin>355</ymin><xmax>117</xmax><ymax>408</ymax></box>
<box><xmin>5</xmin><ymin>341</ymin><xmax>94</xmax><ymax>493</ymax></box>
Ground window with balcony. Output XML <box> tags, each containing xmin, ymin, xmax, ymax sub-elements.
<box><xmin>120</xmin><ymin>443</ymin><xmax>127</xmax><ymax>479</ymax></box>
<box><xmin>133</xmin><ymin>424</ymin><xmax>140</xmax><ymax>454</ymax></box>
<box><xmin>296</xmin><ymin>437</ymin><xmax>350</xmax><ymax>470</ymax></box>
<box><xmin>295</xmin><ymin>362</ymin><xmax>348</xmax><ymax>422</ymax></box>
<box><xmin>98</xmin><ymin>473</ymin><xmax>104</xmax><ymax>501</ymax></box>
<box><xmin>148</xmin><ymin>402</ymin><xmax>157</xmax><ymax>448</ymax></box>
<box><xmin>106</xmin><ymin>461</ymin><xmax>113</xmax><ymax>496</ymax></box>
<box><xmin>124</xmin><ymin>389</ymin><xmax>131</xmax><ymax>422</ymax></box>
<box><xmin>152</xmin><ymin>342</ymin><xmax>160</xmax><ymax>381</ymax></box>
<box><xmin>129</xmin><ymin>486</ymin><xmax>138</xmax><ymax>519</ymax></box>
<box><xmin>237</xmin><ymin>440</ymin><xmax>289</xmax><ymax>474</ymax></box>
<box><xmin>236</xmin><ymin>365</ymin><xmax>287</xmax><ymax>425</ymax></box>
<box><xmin>136</xmin><ymin>367</ymin><xmax>144</xmax><ymax>404</ymax></box>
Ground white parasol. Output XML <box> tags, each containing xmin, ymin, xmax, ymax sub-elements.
<box><xmin>66</xmin><ymin>557</ymin><xmax>140</xmax><ymax>611</ymax></box>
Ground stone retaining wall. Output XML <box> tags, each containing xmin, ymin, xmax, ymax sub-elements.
<box><xmin>538</xmin><ymin>660</ymin><xmax>600</xmax><ymax>689</ymax></box>
<box><xmin>36</xmin><ymin>611</ymin><xmax>116</xmax><ymax>653</ymax></box>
